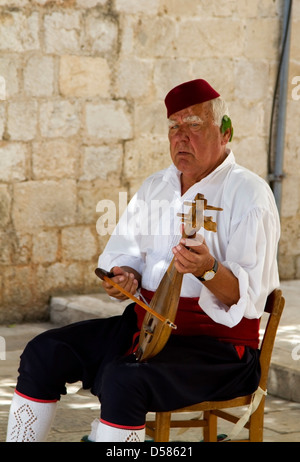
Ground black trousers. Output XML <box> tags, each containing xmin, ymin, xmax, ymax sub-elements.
<box><xmin>16</xmin><ymin>304</ymin><xmax>261</xmax><ymax>427</ymax></box>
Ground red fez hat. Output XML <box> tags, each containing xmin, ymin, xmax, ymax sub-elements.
<box><xmin>164</xmin><ymin>79</ymin><xmax>220</xmax><ymax>118</ymax></box>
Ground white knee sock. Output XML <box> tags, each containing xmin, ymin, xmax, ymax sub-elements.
<box><xmin>6</xmin><ymin>391</ymin><xmax>57</xmax><ymax>442</ymax></box>
<box><xmin>85</xmin><ymin>418</ymin><xmax>100</xmax><ymax>442</ymax></box>
<box><xmin>95</xmin><ymin>419</ymin><xmax>145</xmax><ymax>442</ymax></box>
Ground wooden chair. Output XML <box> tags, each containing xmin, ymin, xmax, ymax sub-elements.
<box><xmin>146</xmin><ymin>289</ymin><xmax>285</xmax><ymax>442</ymax></box>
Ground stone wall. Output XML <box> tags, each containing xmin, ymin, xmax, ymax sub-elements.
<box><xmin>0</xmin><ymin>0</ymin><xmax>299</xmax><ymax>322</ymax></box>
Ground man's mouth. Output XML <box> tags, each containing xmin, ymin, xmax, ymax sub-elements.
<box><xmin>177</xmin><ymin>150</ymin><xmax>192</xmax><ymax>155</ymax></box>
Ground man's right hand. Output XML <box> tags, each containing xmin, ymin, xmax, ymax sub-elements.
<box><xmin>102</xmin><ymin>266</ymin><xmax>141</xmax><ymax>301</ymax></box>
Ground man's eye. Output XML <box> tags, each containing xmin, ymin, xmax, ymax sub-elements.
<box><xmin>189</xmin><ymin>123</ymin><xmax>201</xmax><ymax>129</ymax></box>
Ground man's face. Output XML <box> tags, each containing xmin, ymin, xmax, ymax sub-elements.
<box><xmin>168</xmin><ymin>101</ymin><xmax>227</xmax><ymax>184</ymax></box>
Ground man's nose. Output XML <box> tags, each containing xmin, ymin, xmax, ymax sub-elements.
<box><xmin>175</xmin><ymin>124</ymin><xmax>190</xmax><ymax>139</ymax></box>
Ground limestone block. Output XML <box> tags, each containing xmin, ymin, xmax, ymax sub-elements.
<box><xmin>39</xmin><ymin>99</ymin><xmax>81</xmax><ymax>138</ymax></box>
<box><xmin>158</xmin><ymin>0</ymin><xmax>207</xmax><ymax>16</ymax></box>
<box><xmin>244</xmin><ymin>19</ymin><xmax>280</xmax><ymax>59</ymax></box>
<box><xmin>0</xmin><ymin>185</ymin><xmax>11</xmax><ymax>227</ymax></box>
<box><xmin>234</xmin><ymin>60</ymin><xmax>270</xmax><ymax>102</ymax></box>
<box><xmin>0</xmin><ymin>57</ymin><xmax>19</xmax><ymax>98</ymax></box>
<box><xmin>119</xmin><ymin>16</ymin><xmax>135</xmax><ymax>56</ymax></box>
<box><xmin>292</xmin><ymin>1</ymin><xmax>300</xmax><ymax>20</ymax></box>
<box><xmin>0</xmin><ymin>142</ymin><xmax>28</xmax><ymax>182</ymax></box>
<box><xmin>128</xmin><ymin>16</ymin><xmax>176</xmax><ymax>58</ymax></box>
<box><xmin>115</xmin><ymin>57</ymin><xmax>152</xmax><ymax>99</ymax></box>
<box><xmin>278</xmin><ymin>217</ymin><xmax>300</xmax><ymax>256</ymax></box>
<box><xmin>115</xmin><ymin>0</ymin><xmax>159</xmax><ymax>15</ymax></box>
<box><xmin>77</xmin><ymin>179</ymin><xmax>123</xmax><ymax>226</ymax></box>
<box><xmin>191</xmin><ymin>59</ymin><xmax>236</xmax><ymax>101</ymax></box>
<box><xmin>134</xmin><ymin>101</ymin><xmax>168</xmax><ymax>137</ymax></box>
<box><xmin>2</xmin><ymin>266</ymin><xmax>35</xmax><ymax>307</ymax></box>
<box><xmin>0</xmin><ymin>103</ymin><xmax>5</xmax><ymax>138</ymax></box>
<box><xmin>229</xmin><ymin>101</ymin><xmax>265</xmax><ymax>138</ymax></box>
<box><xmin>230</xmin><ymin>136</ymin><xmax>268</xmax><ymax>178</ymax></box>
<box><xmin>8</xmin><ymin>100</ymin><xmax>38</xmax><ymax>141</ymax></box>
<box><xmin>285</xmin><ymin>100</ymin><xmax>300</xmax><ymax>136</ymax></box>
<box><xmin>153</xmin><ymin>58</ymin><xmax>193</xmax><ymax>101</ymax></box>
<box><xmin>0</xmin><ymin>0</ymin><xmax>29</xmax><ymax>5</ymax></box>
<box><xmin>76</xmin><ymin>0</ymin><xmax>107</xmax><ymax>7</ymax></box>
<box><xmin>0</xmin><ymin>74</ymin><xmax>6</xmax><ymax>101</ymax></box>
<box><xmin>44</xmin><ymin>11</ymin><xmax>82</xmax><ymax>54</ymax></box>
<box><xmin>123</xmin><ymin>136</ymin><xmax>170</xmax><ymax>181</ymax></box>
<box><xmin>80</xmin><ymin>144</ymin><xmax>123</xmax><ymax>181</ymax></box>
<box><xmin>176</xmin><ymin>18</ymin><xmax>243</xmax><ymax>58</ymax></box>
<box><xmin>278</xmin><ymin>253</ymin><xmax>296</xmax><ymax>280</ymax></box>
<box><xmin>12</xmin><ymin>179</ymin><xmax>77</xmax><ymax>230</ymax></box>
<box><xmin>11</xmin><ymin>232</ymin><xmax>32</xmax><ymax>265</ymax></box>
<box><xmin>32</xmin><ymin>140</ymin><xmax>79</xmax><ymax>180</ymax></box>
<box><xmin>84</xmin><ymin>13</ymin><xmax>118</xmax><ymax>54</ymax></box>
<box><xmin>0</xmin><ymin>230</ymin><xmax>31</xmax><ymax>265</ymax></box>
<box><xmin>36</xmin><ymin>261</ymin><xmax>84</xmax><ymax>294</ymax></box>
<box><xmin>290</xmin><ymin>20</ymin><xmax>300</xmax><ymax>60</ymax></box>
<box><xmin>0</xmin><ymin>11</ymin><xmax>39</xmax><ymax>52</ymax></box>
<box><xmin>284</xmin><ymin>136</ymin><xmax>300</xmax><ymax>177</ymax></box>
<box><xmin>281</xmin><ymin>178</ymin><xmax>300</xmax><ymax>218</ymax></box>
<box><xmin>83</xmin><ymin>262</ymin><xmax>104</xmax><ymax>291</ymax></box>
<box><xmin>24</xmin><ymin>55</ymin><xmax>54</xmax><ymax>97</ymax></box>
<box><xmin>59</xmin><ymin>55</ymin><xmax>110</xmax><ymax>98</ymax></box>
<box><xmin>61</xmin><ymin>226</ymin><xmax>98</xmax><ymax>261</ymax></box>
<box><xmin>257</xmin><ymin>0</ymin><xmax>282</xmax><ymax>18</ymax></box>
<box><xmin>0</xmin><ymin>231</ymin><xmax>12</xmax><ymax>265</ymax></box>
<box><xmin>85</xmin><ymin>100</ymin><xmax>132</xmax><ymax>140</ymax></box>
<box><xmin>32</xmin><ymin>230</ymin><xmax>59</xmax><ymax>264</ymax></box>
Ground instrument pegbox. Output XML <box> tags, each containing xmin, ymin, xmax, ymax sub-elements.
<box><xmin>177</xmin><ymin>193</ymin><xmax>223</xmax><ymax>234</ymax></box>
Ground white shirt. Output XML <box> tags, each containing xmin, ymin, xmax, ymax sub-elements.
<box><xmin>98</xmin><ymin>150</ymin><xmax>280</xmax><ymax>328</ymax></box>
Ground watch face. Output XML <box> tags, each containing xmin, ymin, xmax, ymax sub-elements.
<box><xmin>204</xmin><ymin>271</ymin><xmax>215</xmax><ymax>281</ymax></box>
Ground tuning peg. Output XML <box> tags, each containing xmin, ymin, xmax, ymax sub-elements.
<box><xmin>204</xmin><ymin>216</ymin><xmax>217</xmax><ymax>232</ymax></box>
<box><xmin>205</xmin><ymin>205</ymin><xmax>223</xmax><ymax>211</ymax></box>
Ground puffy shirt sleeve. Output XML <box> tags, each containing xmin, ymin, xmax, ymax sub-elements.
<box><xmin>199</xmin><ymin>206</ymin><xmax>280</xmax><ymax>327</ymax></box>
<box><xmin>98</xmin><ymin>182</ymin><xmax>150</xmax><ymax>276</ymax></box>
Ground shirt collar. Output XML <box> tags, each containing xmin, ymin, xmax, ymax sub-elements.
<box><xmin>163</xmin><ymin>149</ymin><xmax>235</xmax><ymax>194</ymax></box>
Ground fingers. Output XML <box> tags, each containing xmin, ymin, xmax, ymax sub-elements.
<box><xmin>172</xmin><ymin>240</ymin><xmax>210</xmax><ymax>276</ymax></box>
<box><xmin>182</xmin><ymin>234</ymin><xmax>204</xmax><ymax>247</ymax></box>
<box><xmin>172</xmin><ymin>244</ymin><xmax>196</xmax><ymax>270</ymax></box>
<box><xmin>102</xmin><ymin>268</ymin><xmax>139</xmax><ymax>300</ymax></box>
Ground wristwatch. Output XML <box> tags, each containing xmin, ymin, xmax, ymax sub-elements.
<box><xmin>197</xmin><ymin>259</ymin><xmax>218</xmax><ymax>282</ymax></box>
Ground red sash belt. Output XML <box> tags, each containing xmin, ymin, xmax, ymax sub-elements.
<box><xmin>134</xmin><ymin>288</ymin><xmax>259</xmax><ymax>350</ymax></box>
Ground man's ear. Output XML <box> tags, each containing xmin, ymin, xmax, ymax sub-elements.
<box><xmin>221</xmin><ymin>115</ymin><xmax>233</xmax><ymax>142</ymax></box>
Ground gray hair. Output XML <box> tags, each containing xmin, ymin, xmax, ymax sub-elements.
<box><xmin>211</xmin><ymin>97</ymin><xmax>230</xmax><ymax>127</ymax></box>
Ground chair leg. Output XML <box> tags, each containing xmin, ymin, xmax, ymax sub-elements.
<box><xmin>203</xmin><ymin>411</ymin><xmax>218</xmax><ymax>442</ymax></box>
<box><xmin>154</xmin><ymin>412</ymin><xmax>171</xmax><ymax>442</ymax></box>
<box><xmin>249</xmin><ymin>398</ymin><xmax>265</xmax><ymax>442</ymax></box>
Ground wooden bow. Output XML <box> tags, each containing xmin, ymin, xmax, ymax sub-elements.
<box><xmin>95</xmin><ymin>268</ymin><xmax>177</xmax><ymax>329</ymax></box>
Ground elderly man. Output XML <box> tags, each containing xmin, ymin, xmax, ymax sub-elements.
<box><xmin>6</xmin><ymin>79</ymin><xmax>280</xmax><ymax>442</ymax></box>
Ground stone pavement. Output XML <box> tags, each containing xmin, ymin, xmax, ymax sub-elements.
<box><xmin>0</xmin><ymin>280</ymin><xmax>300</xmax><ymax>442</ymax></box>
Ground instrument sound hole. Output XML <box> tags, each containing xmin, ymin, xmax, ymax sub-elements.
<box><xmin>144</xmin><ymin>318</ymin><xmax>155</xmax><ymax>343</ymax></box>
